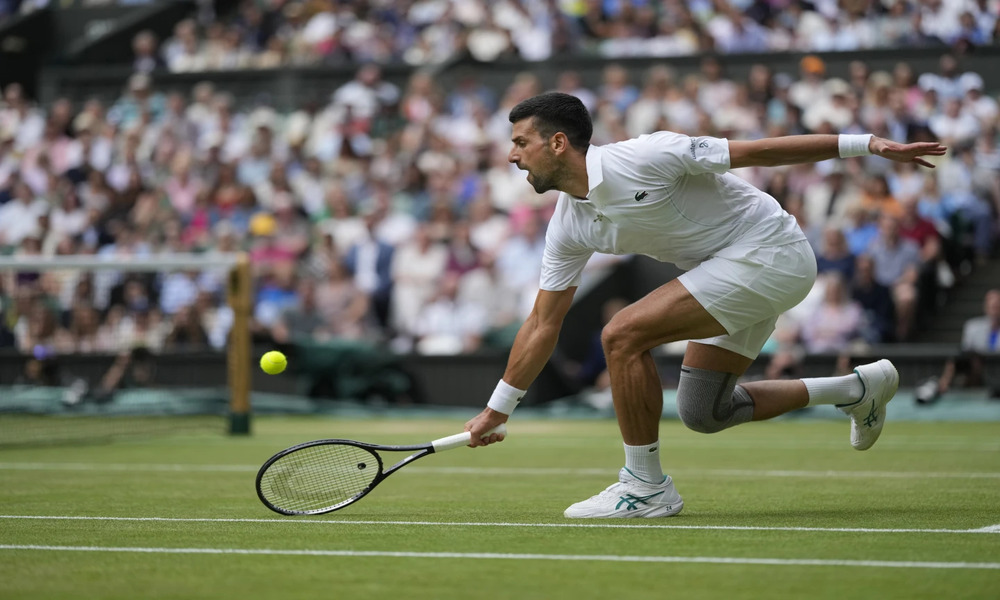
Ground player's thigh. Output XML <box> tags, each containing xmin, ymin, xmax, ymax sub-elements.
<box><xmin>683</xmin><ymin>341</ymin><xmax>755</xmax><ymax>376</ymax></box>
<box><xmin>678</xmin><ymin>240</ymin><xmax>816</xmax><ymax>336</ymax></box>
<box><xmin>603</xmin><ymin>279</ymin><xmax>729</xmax><ymax>352</ymax></box>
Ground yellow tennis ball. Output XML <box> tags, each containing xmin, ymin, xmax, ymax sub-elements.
<box><xmin>260</xmin><ymin>351</ymin><xmax>287</xmax><ymax>375</ymax></box>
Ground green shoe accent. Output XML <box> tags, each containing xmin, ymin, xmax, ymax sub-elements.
<box><xmin>615</xmin><ymin>491</ymin><xmax>666</xmax><ymax>511</ymax></box>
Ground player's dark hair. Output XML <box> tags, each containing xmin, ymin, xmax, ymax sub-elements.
<box><xmin>508</xmin><ymin>92</ymin><xmax>592</xmax><ymax>152</ymax></box>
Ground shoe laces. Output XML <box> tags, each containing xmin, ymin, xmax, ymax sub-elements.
<box><xmin>585</xmin><ymin>481</ymin><xmax>630</xmax><ymax>502</ymax></box>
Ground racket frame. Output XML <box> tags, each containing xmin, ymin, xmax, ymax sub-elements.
<box><xmin>255</xmin><ymin>424</ymin><xmax>505</xmax><ymax>516</ymax></box>
<box><xmin>255</xmin><ymin>439</ymin><xmax>434</xmax><ymax>516</ymax></box>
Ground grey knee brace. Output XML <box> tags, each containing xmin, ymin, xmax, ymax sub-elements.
<box><xmin>676</xmin><ymin>366</ymin><xmax>755</xmax><ymax>434</ymax></box>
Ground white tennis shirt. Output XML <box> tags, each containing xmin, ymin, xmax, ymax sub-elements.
<box><xmin>540</xmin><ymin>131</ymin><xmax>806</xmax><ymax>291</ymax></box>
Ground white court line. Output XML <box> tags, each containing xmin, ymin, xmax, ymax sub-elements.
<box><xmin>0</xmin><ymin>463</ymin><xmax>255</xmax><ymax>473</ymax></box>
<box><xmin>2</xmin><ymin>515</ymin><xmax>998</xmax><ymax>535</ymax></box>
<box><xmin>2</xmin><ymin>462</ymin><xmax>1000</xmax><ymax>480</ymax></box>
<box><xmin>0</xmin><ymin>544</ymin><xmax>997</xmax><ymax>569</ymax></box>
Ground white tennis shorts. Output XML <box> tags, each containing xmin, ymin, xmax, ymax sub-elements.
<box><xmin>678</xmin><ymin>239</ymin><xmax>817</xmax><ymax>359</ymax></box>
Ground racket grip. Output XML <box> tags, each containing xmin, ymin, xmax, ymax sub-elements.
<box><xmin>431</xmin><ymin>424</ymin><xmax>507</xmax><ymax>452</ymax></box>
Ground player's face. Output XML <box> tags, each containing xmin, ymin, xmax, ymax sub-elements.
<box><xmin>509</xmin><ymin>119</ymin><xmax>557</xmax><ymax>194</ymax></box>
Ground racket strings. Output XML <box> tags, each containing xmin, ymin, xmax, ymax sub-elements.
<box><xmin>260</xmin><ymin>444</ymin><xmax>379</xmax><ymax>513</ymax></box>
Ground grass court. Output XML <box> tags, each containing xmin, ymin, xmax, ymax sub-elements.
<box><xmin>1</xmin><ymin>416</ymin><xmax>999</xmax><ymax>599</ymax></box>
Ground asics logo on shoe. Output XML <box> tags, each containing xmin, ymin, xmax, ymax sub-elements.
<box><xmin>616</xmin><ymin>491</ymin><xmax>665</xmax><ymax>511</ymax></box>
<box><xmin>864</xmin><ymin>404</ymin><xmax>878</xmax><ymax>427</ymax></box>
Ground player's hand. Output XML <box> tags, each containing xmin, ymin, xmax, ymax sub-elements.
<box><xmin>465</xmin><ymin>408</ymin><xmax>508</xmax><ymax>447</ymax></box>
<box><xmin>870</xmin><ymin>137</ymin><xmax>947</xmax><ymax>168</ymax></box>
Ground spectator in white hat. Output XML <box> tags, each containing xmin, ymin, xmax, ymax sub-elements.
<box><xmin>960</xmin><ymin>72</ymin><xmax>999</xmax><ymax>125</ymax></box>
<box><xmin>928</xmin><ymin>97</ymin><xmax>981</xmax><ymax>146</ymax></box>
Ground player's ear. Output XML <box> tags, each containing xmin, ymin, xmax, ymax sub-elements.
<box><xmin>550</xmin><ymin>132</ymin><xmax>569</xmax><ymax>155</ymax></box>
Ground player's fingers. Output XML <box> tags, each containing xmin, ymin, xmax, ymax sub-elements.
<box><xmin>913</xmin><ymin>158</ymin><xmax>936</xmax><ymax>168</ymax></box>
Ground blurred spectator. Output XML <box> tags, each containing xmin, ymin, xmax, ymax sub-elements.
<box><xmin>851</xmin><ymin>254</ymin><xmax>896</xmax><ymax>344</ymax></box>
<box><xmin>858</xmin><ymin>174</ymin><xmax>904</xmax><ymax>220</ymax></box>
<box><xmin>413</xmin><ymin>272</ymin><xmax>488</xmax><ymax>355</ymax></box>
<box><xmin>495</xmin><ymin>209</ymin><xmax>546</xmax><ymax>318</ymax></box>
<box><xmin>344</xmin><ymin>209</ymin><xmax>394</xmax><ymax>329</ymax></box>
<box><xmin>254</xmin><ymin>262</ymin><xmax>300</xmax><ymax>332</ymax></box>
<box><xmin>92</xmin><ymin>347</ymin><xmax>157</xmax><ymax>403</ymax></box>
<box><xmin>842</xmin><ymin>203</ymin><xmax>880</xmax><ymax>256</ymax></box>
<box><xmin>270</xmin><ymin>192</ymin><xmax>311</xmax><ymax>258</ymax></box>
<box><xmin>390</xmin><ymin>223</ymin><xmax>447</xmax><ymax>342</ymax></box>
<box><xmin>132</xmin><ymin>30</ymin><xmax>165</xmax><ymax>73</ymax></box>
<box><xmin>159</xmin><ymin>270</ymin><xmax>200</xmax><ymax>315</ymax></box>
<box><xmin>802</xmin><ymin>78</ymin><xmax>855</xmax><ymax>133</ymax></box>
<box><xmin>107</xmin><ymin>73</ymin><xmax>165</xmax><ymax>130</ymax></box>
<box><xmin>599</xmin><ymin>63</ymin><xmax>639</xmax><ymax>115</ymax></box>
<box><xmin>929</xmin><ymin>98</ymin><xmax>981</xmax><ymax>146</ymax></box>
<box><xmin>0</xmin><ymin>180</ymin><xmax>47</xmax><ymax>248</ymax></box>
<box><xmin>815</xmin><ymin>226</ymin><xmax>856</xmax><ymax>282</ymax></box>
<box><xmin>938</xmin><ymin>145</ymin><xmax>996</xmax><ymax>262</ymax></box>
<box><xmin>116</xmin><ymin>307</ymin><xmax>167</xmax><ymax>353</ymax></box>
<box><xmin>314</xmin><ymin>261</ymin><xmax>370</xmax><ymax>341</ymax></box>
<box><xmin>445</xmin><ymin>221</ymin><xmax>481</xmax><ymax>276</ymax></box>
<box><xmin>17</xmin><ymin>346</ymin><xmax>61</xmax><ymax>387</ymax></box>
<box><xmin>866</xmin><ymin>214</ymin><xmax>923</xmax><ymax>341</ymax></box>
<box><xmin>899</xmin><ymin>196</ymin><xmax>944</xmax><ymax>264</ymax></box>
<box><xmin>961</xmin><ymin>73</ymin><xmax>999</xmax><ymax>125</ymax></box>
<box><xmin>60</xmin><ymin>302</ymin><xmax>107</xmax><ymax>354</ymax></box>
<box><xmin>0</xmin><ymin>83</ymin><xmax>45</xmax><ymax>152</ymax></box>
<box><xmin>163</xmin><ymin>303</ymin><xmax>209</xmax><ymax>350</ymax></box>
<box><xmin>316</xmin><ymin>186</ymin><xmax>367</xmax><ymax>254</ymax></box>
<box><xmin>802</xmin><ymin>162</ymin><xmax>862</xmax><ymax>225</ymax></box>
<box><xmin>799</xmin><ymin>273</ymin><xmax>865</xmax><ymax>354</ymax></box>
<box><xmin>271</xmin><ymin>276</ymin><xmax>324</xmax><ymax>343</ymax></box>
<box><xmin>331</xmin><ymin>63</ymin><xmax>399</xmax><ymax>123</ymax></box>
<box><xmin>916</xmin><ymin>289</ymin><xmax>1000</xmax><ymax>403</ymax></box>
<box><xmin>789</xmin><ymin>55</ymin><xmax>828</xmax><ymax>112</ymax></box>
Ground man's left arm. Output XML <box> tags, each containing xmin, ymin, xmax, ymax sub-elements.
<box><xmin>728</xmin><ymin>134</ymin><xmax>947</xmax><ymax>169</ymax></box>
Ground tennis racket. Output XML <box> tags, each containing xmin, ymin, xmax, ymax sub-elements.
<box><xmin>256</xmin><ymin>424</ymin><xmax>507</xmax><ymax>515</ymax></box>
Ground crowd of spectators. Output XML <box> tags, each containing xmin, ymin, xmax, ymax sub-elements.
<box><xmin>5</xmin><ymin>0</ymin><xmax>978</xmax><ymax>73</ymax></box>
<box><xmin>0</xmin><ymin>44</ymin><xmax>998</xmax><ymax>368</ymax></box>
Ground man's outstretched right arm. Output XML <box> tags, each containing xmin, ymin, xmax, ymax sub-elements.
<box><xmin>465</xmin><ymin>287</ymin><xmax>577</xmax><ymax>446</ymax></box>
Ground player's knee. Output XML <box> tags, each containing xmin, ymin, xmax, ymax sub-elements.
<box><xmin>600</xmin><ymin>315</ymin><xmax>639</xmax><ymax>358</ymax></box>
<box><xmin>675</xmin><ymin>368</ymin><xmax>754</xmax><ymax>434</ymax></box>
<box><xmin>677</xmin><ymin>404</ymin><xmax>727</xmax><ymax>434</ymax></box>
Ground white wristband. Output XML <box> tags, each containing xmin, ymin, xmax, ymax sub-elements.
<box><xmin>486</xmin><ymin>380</ymin><xmax>526</xmax><ymax>415</ymax></box>
<box><xmin>838</xmin><ymin>134</ymin><xmax>873</xmax><ymax>158</ymax></box>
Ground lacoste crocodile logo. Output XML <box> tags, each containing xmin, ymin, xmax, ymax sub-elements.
<box><xmin>634</xmin><ymin>191</ymin><xmax>648</xmax><ymax>202</ymax></box>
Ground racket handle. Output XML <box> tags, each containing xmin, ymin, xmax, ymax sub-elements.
<box><xmin>431</xmin><ymin>424</ymin><xmax>507</xmax><ymax>452</ymax></box>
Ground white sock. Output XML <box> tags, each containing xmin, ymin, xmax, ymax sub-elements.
<box><xmin>803</xmin><ymin>374</ymin><xmax>864</xmax><ymax>407</ymax></box>
<box><xmin>623</xmin><ymin>441</ymin><xmax>665</xmax><ymax>484</ymax></box>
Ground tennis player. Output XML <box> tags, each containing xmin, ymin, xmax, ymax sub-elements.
<box><xmin>464</xmin><ymin>92</ymin><xmax>947</xmax><ymax>518</ymax></box>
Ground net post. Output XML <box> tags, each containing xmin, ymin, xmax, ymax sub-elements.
<box><xmin>228</xmin><ymin>252</ymin><xmax>252</xmax><ymax>435</ymax></box>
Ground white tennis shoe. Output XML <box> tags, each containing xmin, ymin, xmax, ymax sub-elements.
<box><xmin>840</xmin><ymin>359</ymin><xmax>899</xmax><ymax>451</ymax></box>
<box><xmin>563</xmin><ymin>468</ymin><xmax>683</xmax><ymax>518</ymax></box>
